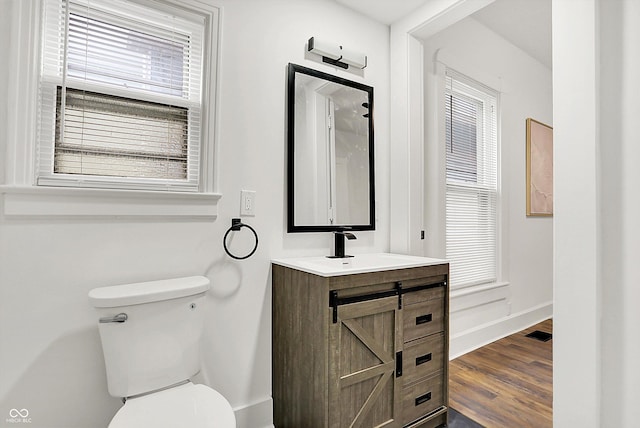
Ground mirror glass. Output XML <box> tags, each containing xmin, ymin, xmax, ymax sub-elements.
<box><xmin>287</xmin><ymin>63</ymin><xmax>375</xmax><ymax>232</ymax></box>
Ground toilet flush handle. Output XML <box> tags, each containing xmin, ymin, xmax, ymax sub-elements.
<box><xmin>99</xmin><ymin>313</ymin><xmax>128</xmax><ymax>323</ymax></box>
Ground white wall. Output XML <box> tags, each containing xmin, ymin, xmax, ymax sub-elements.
<box><xmin>599</xmin><ymin>1</ymin><xmax>640</xmax><ymax>424</ymax></box>
<box><xmin>421</xmin><ymin>17</ymin><xmax>553</xmax><ymax>357</ymax></box>
<box><xmin>552</xmin><ymin>0</ymin><xmax>599</xmax><ymax>425</ymax></box>
<box><xmin>554</xmin><ymin>0</ymin><xmax>640</xmax><ymax>426</ymax></box>
<box><xmin>0</xmin><ymin>1</ymin><xmax>389</xmax><ymax>427</ymax></box>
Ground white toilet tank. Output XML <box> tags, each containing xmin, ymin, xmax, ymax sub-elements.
<box><xmin>89</xmin><ymin>276</ymin><xmax>210</xmax><ymax>398</ymax></box>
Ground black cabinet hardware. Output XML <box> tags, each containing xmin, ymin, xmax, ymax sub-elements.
<box><xmin>416</xmin><ymin>314</ymin><xmax>433</xmax><ymax>325</ymax></box>
<box><xmin>415</xmin><ymin>392</ymin><xmax>432</xmax><ymax>406</ymax></box>
<box><xmin>329</xmin><ymin>282</ymin><xmax>445</xmax><ymax>323</ymax></box>
<box><xmin>416</xmin><ymin>353</ymin><xmax>432</xmax><ymax>366</ymax></box>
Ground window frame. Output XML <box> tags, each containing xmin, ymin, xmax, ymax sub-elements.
<box><xmin>39</xmin><ymin>0</ymin><xmax>207</xmax><ymax>192</ymax></box>
<box><xmin>444</xmin><ymin>69</ymin><xmax>500</xmax><ymax>290</ymax></box>
<box><xmin>0</xmin><ymin>0</ymin><xmax>221</xmax><ymax>218</ymax></box>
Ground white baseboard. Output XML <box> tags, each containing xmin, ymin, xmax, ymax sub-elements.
<box><xmin>233</xmin><ymin>396</ymin><xmax>273</xmax><ymax>428</ymax></box>
<box><xmin>449</xmin><ymin>301</ymin><xmax>553</xmax><ymax>360</ymax></box>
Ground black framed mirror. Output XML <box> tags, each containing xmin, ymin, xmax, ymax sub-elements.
<box><xmin>287</xmin><ymin>63</ymin><xmax>375</xmax><ymax>233</ymax></box>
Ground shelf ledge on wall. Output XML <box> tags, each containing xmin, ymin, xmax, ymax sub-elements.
<box><xmin>0</xmin><ymin>185</ymin><xmax>221</xmax><ymax>219</ymax></box>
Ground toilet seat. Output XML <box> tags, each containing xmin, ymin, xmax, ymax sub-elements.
<box><xmin>108</xmin><ymin>382</ymin><xmax>236</xmax><ymax>428</ymax></box>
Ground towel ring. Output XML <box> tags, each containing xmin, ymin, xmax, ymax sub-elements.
<box><xmin>223</xmin><ymin>218</ymin><xmax>258</xmax><ymax>260</ymax></box>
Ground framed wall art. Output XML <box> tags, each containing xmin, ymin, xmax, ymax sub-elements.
<box><xmin>526</xmin><ymin>118</ymin><xmax>553</xmax><ymax>216</ymax></box>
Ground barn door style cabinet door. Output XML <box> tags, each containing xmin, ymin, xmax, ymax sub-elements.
<box><xmin>272</xmin><ymin>255</ymin><xmax>449</xmax><ymax>428</ymax></box>
<box><xmin>329</xmin><ymin>295</ymin><xmax>401</xmax><ymax>426</ymax></box>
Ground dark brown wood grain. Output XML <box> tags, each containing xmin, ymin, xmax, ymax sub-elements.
<box><xmin>448</xmin><ymin>319</ymin><xmax>553</xmax><ymax>428</ymax></box>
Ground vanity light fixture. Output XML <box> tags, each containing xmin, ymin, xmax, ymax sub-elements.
<box><xmin>307</xmin><ymin>37</ymin><xmax>368</xmax><ymax>70</ymax></box>
<box><xmin>307</xmin><ymin>37</ymin><xmax>342</xmax><ymax>60</ymax></box>
<box><xmin>340</xmin><ymin>45</ymin><xmax>367</xmax><ymax>69</ymax></box>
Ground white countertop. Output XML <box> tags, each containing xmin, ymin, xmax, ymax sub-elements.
<box><xmin>272</xmin><ymin>253</ymin><xmax>447</xmax><ymax>277</ymax></box>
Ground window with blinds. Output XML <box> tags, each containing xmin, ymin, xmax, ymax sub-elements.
<box><xmin>445</xmin><ymin>70</ymin><xmax>499</xmax><ymax>289</ymax></box>
<box><xmin>38</xmin><ymin>0</ymin><xmax>207</xmax><ymax>192</ymax></box>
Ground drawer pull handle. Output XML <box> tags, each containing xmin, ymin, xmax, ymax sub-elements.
<box><xmin>416</xmin><ymin>314</ymin><xmax>433</xmax><ymax>325</ymax></box>
<box><xmin>416</xmin><ymin>353</ymin><xmax>432</xmax><ymax>366</ymax></box>
<box><xmin>415</xmin><ymin>392</ymin><xmax>432</xmax><ymax>406</ymax></box>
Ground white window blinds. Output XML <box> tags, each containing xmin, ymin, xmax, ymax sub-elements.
<box><xmin>445</xmin><ymin>69</ymin><xmax>499</xmax><ymax>289</ymax></box>
<box><xmin>38</xmin><ymin>0</ymin><xmax>205</xmax><ymax>192</ymax></box>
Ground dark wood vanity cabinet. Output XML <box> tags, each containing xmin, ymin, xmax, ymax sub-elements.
<box><xmin>272</xmin><ymin>261</ymin><xmax>449</xmax><ymax>428</ymax></box>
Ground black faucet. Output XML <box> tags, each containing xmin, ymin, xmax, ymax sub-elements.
<box><xmin>328</xmin><ymin>229</ymin><xmax>357</xmax><ymax>258</ymax></box>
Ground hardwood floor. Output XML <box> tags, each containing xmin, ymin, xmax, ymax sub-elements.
<box><xmin>448</xmin><ymin>319</ymin><xmax>553</xmax><ymax>428</ymax></box>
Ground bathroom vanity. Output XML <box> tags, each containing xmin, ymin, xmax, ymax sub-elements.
<box><xmin>272</xmin><ymin>254</ymin><xmax>449</xmax><ymax>428</ymax></box>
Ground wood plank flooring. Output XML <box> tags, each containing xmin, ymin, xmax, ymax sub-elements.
<box><xmin>448</xmin><ymin>319</ymin><xmax>553</xmax><ymax>428</ymax></box>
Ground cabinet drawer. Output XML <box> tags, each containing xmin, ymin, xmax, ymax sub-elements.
<box><xmin>403</xmin><ymin>298</ymin><xmax>444</xmax><ymax>342</ymax></box>
<box><xmin>402</xmin><ymin>372</ymin><xmax>444</xmax><ymax>426</ymax></box>
<box><xmin>403</xmin><ymin>286</ymin><xmax>444</xmax><ymax>306</ymax></box>
<box><xmin>402</xmin><ymin>333</ymin><xmax>444</xmax><ymax>386</ymax></box>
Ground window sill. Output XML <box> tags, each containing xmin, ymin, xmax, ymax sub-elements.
<box><xmin>0</xmin><ymin>185</ymin><xmax>221</xmax><ymax>219</ymax></box>
<box><xmin>450</xmin><ymin>281</ymin><xmax>510</xmax><ymax>299</ymax></box>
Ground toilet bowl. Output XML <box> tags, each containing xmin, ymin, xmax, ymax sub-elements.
<box><xmin>109</xmin><ymin>382</ymin><xmax>235</xmax><ymax>428</ymax></box>
<box><xmin>89</xmin><ymin>276</ymin><xmax>235</xmax><ymax>428</ymax></box>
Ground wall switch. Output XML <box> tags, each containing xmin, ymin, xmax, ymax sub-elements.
<box><xmin>240</xmin><ymin>190</ymin><xmax>256</xmax><ymax>216</ymax></box>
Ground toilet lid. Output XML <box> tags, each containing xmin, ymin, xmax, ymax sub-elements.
<box><xmin>108</xmin><ymin>382</ymin><xmax>236</xmax><ymax>428</ymax></box>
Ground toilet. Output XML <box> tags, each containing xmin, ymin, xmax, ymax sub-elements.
<box><xmin>89</xmin><ymin>276</ymin><xmax>236</xmax><ymax>428</ymax></box>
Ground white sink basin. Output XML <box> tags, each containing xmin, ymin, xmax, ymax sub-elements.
<box><xmin>272</xmin><ymin>253</ymin><xmax>446</xmax><ymax>277</ymax></box>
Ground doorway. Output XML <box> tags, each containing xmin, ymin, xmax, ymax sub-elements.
<box><xmin>389</xmin><ymin>0</ymin><xmax>553</xmax><ymax>425</ymax></box>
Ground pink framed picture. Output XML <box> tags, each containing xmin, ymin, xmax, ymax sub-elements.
<box><xmin>526</xmin><ymin>118</ymin><xmax>553</xmax><ymax>216</ymax></box>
